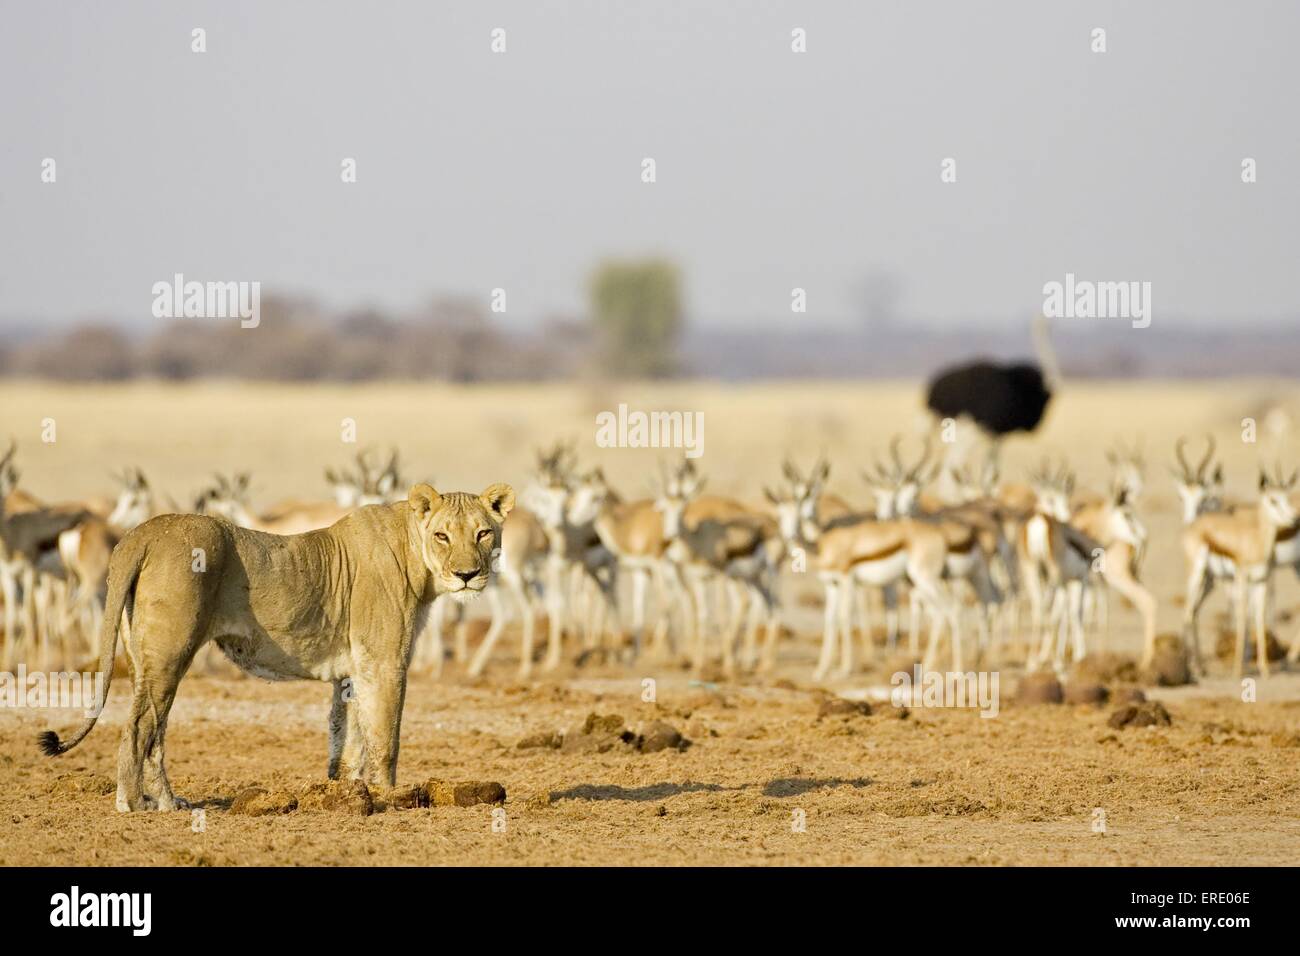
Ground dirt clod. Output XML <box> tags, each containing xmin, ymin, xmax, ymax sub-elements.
<box><xmin>1108</xmin><ymin>701</ymin><xmax>1172</xmax><ymax>729</ymax></box>
<box><xmin>1071</xmin><ymin>652</ymin><xmax>1139</xmax><ymax>684</ymax></box>
<box><xmin>297</xmin><ymin>780</ymin><xmax>374</xmax><ymax>816</ymax></box>
<box><xmin>637</xmin><ymin>720</ymin><xmax>687</xmax><ymax>753</ymax></box>
<box><xmin>560</xmin><ymin>713</ymin><xmax>635</xmax><ymax>754</ymax></box>
<box><xmin>230</xmin><ymin>787</ymin><xmax>298</xmax><ymax>816</ymax></box>
<box><xmin>1063</xmin><ymin>682</ymin><xmax>1109</xmax><ymax>706</ymax></box>
<box><xmin>385</xmin><ymin>784</ymin><xmax>428</xmax><ymax>810</ymax></box>
<box><xmin>1111</xmin><ymin>686</ymin><xmax>1147</xmax><ymax>705</ymax></box>
<box><xmin>817</xmin><ymin>697</ymin><xmax>872</xmax><ymax>719</ymax></box>
<box><xmin>1017</xmin><ymin>673</ymin><xmax>1064</xmax><ymax>704</ymax></box>
<box><xmin>424</xmin><ymin>779</ymin><xmax>506</xmax><ymax>807</ymax></box>
<box><xmin>1142</xmin><ymin>635</ymin><xmax>1192</xmax><ymax>686</ymax></box>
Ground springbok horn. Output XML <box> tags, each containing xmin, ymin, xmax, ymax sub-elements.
<box><xmin>1197</xmin><ymin>435</ymin><xmax>1216</xmax><ymax>482</ymax></box>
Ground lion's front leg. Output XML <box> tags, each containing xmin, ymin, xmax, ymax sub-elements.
<box><xmin>350</xmin><ymin>665</ymin><xmax>408</xmax><ymax>789</ymax></box>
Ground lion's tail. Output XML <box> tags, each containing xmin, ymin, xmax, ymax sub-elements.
<box><xmin>38</xmin><ymin>531</ymin><xmax>146</xmax><ymax>757</ymax></box>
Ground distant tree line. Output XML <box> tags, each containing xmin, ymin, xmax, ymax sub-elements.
<box><xmin>0</xmin><ymin>260</ymin><xmax>685</xmax><ymax>383</ymax></box>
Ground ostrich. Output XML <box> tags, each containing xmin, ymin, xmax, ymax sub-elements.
<box><xmin>924</xmin><ymin>316</ymin><xmax>1061</xmax><ymax>439</ymax></box>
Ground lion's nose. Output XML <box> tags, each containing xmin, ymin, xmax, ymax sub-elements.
<box><xmin>454</xmin><ymin>569</ymin><xmax>479</xmax><ymax>584</ymax></box>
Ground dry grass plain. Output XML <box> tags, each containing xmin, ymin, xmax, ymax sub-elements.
<box><xmin>2</xmin><ymin>378</ymin><xmax>1300</xmax><ymax>866</ymax></box>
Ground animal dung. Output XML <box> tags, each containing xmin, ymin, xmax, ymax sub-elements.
<box><xmin>423</xmin><ymin>779</ymin><xmax>506</xmax><ymax>807</ymax></box>
<box><xmin>230</xmin><ymin>786</ymin><xmax>298</xmax><ymax>816</ymax></box>
<box><xmin>817</xmin><ymin>697</ymin><xmax>873</xmax><ymax>719</ymax></box>
<box><xmin>1107</xmin><ymin>701</ymin><xmax>1172</xmax><ymax>730</ymax></box>
<box><xmin>1016</xmin><ymin>673</ymin><xmax>1064</xmax><ymax>704</ymax></box>
<box><xmin>297</xmin><ymin>780</ymin><xmax>375</xmax><ymax>816</ymax></box>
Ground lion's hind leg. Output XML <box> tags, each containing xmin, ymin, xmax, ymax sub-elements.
<box><xmin>327</xmin><ymin>678</ymin><xmax>360</xmax><ymax>779</ymax></box>
<box><xmin>115</xmin><ymin>554</ymin><xmax>219</xmax><ymax>812</ymax></box>
<box><xmin>118</xmin><ymin>651</ymin><xmax>195</xmax><ymax>812</ymax></box>
<box><xmin>327</xmin><ymin>678</ymin><xmax>367</xmax><ymax>781</ymax></box>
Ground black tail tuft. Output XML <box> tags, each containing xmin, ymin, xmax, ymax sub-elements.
<box><xmin>37</xmin><ymin>730</ymin><xmax>63</xmax><ymax>757</ymax></box>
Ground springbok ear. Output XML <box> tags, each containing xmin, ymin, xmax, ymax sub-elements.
<box><xmin>1259</xmin><ymin>471</ymin><xmax>1269</xmax><ymax>492</ymax></box>
<box><xmin>408</xmin><ymin>483</ymin><xmax>441</xmax><ymax>518</ymax></box>
<box><xmin>480</xmin><ymin>483</ymin><xmax>516</xmax><ymax>521</ymax></box>
<box><xmin>763</xmin><ymin>486</ymin><xmax>779</xmax><ymax>505</ymax></box>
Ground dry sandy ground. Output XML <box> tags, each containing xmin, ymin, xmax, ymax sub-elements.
<box><xmin>2</xmin><ymin>379</ymin><xmax>1300</xmax><ymax>865</ymax></box>
<box><xmin>2</xmin><ymin>658</ymin><xmax>1299</xmax><ymax>866</ymax></box>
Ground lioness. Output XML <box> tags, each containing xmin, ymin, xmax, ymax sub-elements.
<box><xmin>38</xmin><ymin>482</ymin><xmax>514</xmax><ymax>811</ymax></box>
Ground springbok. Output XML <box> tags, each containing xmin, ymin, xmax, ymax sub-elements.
<box><xmin>805</xmin><ymin>496</ymin><xmax>959</xmax><ymax>680</ymax></box>
<box><xmin>765</xmin><ymin>455</ymin><xmax>879</xmax><ymax>658</ymax></box>
<box><xmin>654</xmin><ymin>459</ymin><xmax>783</xmax><ymax>676</ymax></box>
<box><xmin>0</xmin><ymin>443</ymin><xmax>90</xmax><ymax>668</ymax></box>
<box><xmin>570</xmin><ymin>467</ymin><xmax>684</xmax><ymax>662</ymax></box>
<box><xmin>59</xmin><ymin>467</ymin><xmax>181</xmax><ymax>659</ymax></box>
<box><xmin>1182</xmin><ymin>464</ymin><xmax>1298</xmax><ymax>679</ymax></box>
<box><xmin>863</xmin><ymin>436</ymin><xmax>1005</xmax><ymax>660</ymax></box>
<box><xmin>194</xmin><ymin>473</ymin><xmax>351</xmax><ymax>534</ymax></box>
<box><xmin>1019</xmin><ymin>459</ymin><xmax>1092</xmax><ymax>672</ymax></box>
<box><xmin>325</xmin><ymin>448</ymin><xmax>403</xmax><ymax>508</ymax></box>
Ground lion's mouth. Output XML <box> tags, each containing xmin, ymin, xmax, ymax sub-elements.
<box><xmin>444</xmin><ymin>576</ymin><xmax>486</xmax><ymax>592</ymax></box>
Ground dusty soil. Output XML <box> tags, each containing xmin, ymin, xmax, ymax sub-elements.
<box><xmin>3</xmin><ymin>657</ymin><xmax>1299</xmax><ymax>866</ymax></box>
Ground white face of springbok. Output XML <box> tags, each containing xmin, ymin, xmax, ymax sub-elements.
<box><xmin>519</xmin><ymin>442</ymin><xmax>576</xmax><ymax>534</ymax></box>
<box><xmin>765</xmin><ymin>484</ymin><xmax>803</xmax><ymax>544</ymax></box>
<box><xmin>1258</xmin><ymin>468</ymin><xmax>1299</xmax><ymax>531</ymax></box>
<box><xmin>326</xmin><ymin>449</ymin><xmax>403</xmax><ymax>508</ymax></box>
<box><xmin>194</xmin><ymin>473</ymin><xmax>253</xmax><ymax>522</ymax></box>
<box><xmin>864</xmin><ymin>437</ymin><xmax>933</xmax><ymax>520</ymax></box>
<box><xmin>1174</xmin><ymin>466</ymin><xmax>1225</xmax><ymax>524</ymax></box>
<box><xmin>1030</xmin><ymin>460</ymin><xmax>1074</xmax><ymax>523</ymax></box>
<box><xmin>1106</xmin><ymin>442</ymin><xmax>1146</xmax><ymax>504</ymax></box>
<box><xmin>1103</xmin><ymin>488</ymin><xmax>1148</xmax><ymax>551</ymax></box>
<box><xmin>947</xmin><ymin>458</ymin><xmax>998</xmax><ymax>505</ymax></box>
<box><xmin>772</xmin><ymin>456</ymin><xmax>830</xmax><ymax>543</ymax></box>
<box><xmin>654</xmin><ymin>461</ymin><xmax>705</xmax><ymax>541</ymax></box>
<box><xmin>566</xmin><ymin>469</ymin><xmax>610</xmax><ymax>526</ymax></box>
<box><xmin>1170</xmin><ymin>435</ymin><xmax>1223</xmax><ymax>524</ymax></box>
<box><xmin>107</xmin><ymin>468</ymin><xmax>153</xmax><ymax>531</ymax></box>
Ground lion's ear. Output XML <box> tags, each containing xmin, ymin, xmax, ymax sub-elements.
<box><xmin>480</xmin><ymin>483</ymin><xmax>516</xmax><ymax>522</ymax></box>
<box><xmin>408</xmin><ymin>483</ymin><xmax>441</xmax><ymax>518</ymax></box>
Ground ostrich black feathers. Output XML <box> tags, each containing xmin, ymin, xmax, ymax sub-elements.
<box><xmin>925</xmin><ymin>361</ymin><xmax>1052</xmax><ymax>437</ymax></box>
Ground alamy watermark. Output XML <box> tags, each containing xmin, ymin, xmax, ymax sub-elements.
<box><xmin>151</xmin><ymin>273</ymin><xmax>260</xmax><ymax>328</ymax></box>
<box><xmin>1042</xmin><ymin>272</ymin><xmax>1151</xmax><ymax>329</ymax></box>
<box><xmin>0</xmin><ymin>665</ymin><xmax>104</xmax><ymax>717</ymax></box>
<box><xmin>595</xmin><ymin>403</ymin><xmax>704</xmax><ymax>458</ymax></box>
<box><xmin>50</xmin><ymin>886</ymin><xmax>151</xmax><ymax>936</ymax></box>
<box><xmin>890</xmin><ymin>664</ymin><xmax>1000</xmax><ymax>718</ymax></box>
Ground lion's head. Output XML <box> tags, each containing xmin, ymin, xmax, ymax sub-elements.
<box><xmin>407</xmin><ymin>482</ymin><xmax>515</xmax><ymax>597</ymax></box>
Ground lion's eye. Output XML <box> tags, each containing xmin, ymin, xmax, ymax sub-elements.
<box><xmin>434</xmin><ymin>532</ymin><xmax>449</xmax><ymax>543</ymax></box>
<box><xmin>477</xmin><ymin>529</ymin><xmax>492</xmax><ymax>541</ymax></box>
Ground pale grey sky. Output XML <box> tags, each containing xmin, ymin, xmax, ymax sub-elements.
<box><xmin>2</xmin><ymin>0</ymin><xmax>1298</xmax><ymax>332</ymax></box>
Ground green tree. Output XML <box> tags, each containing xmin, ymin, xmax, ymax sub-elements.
<box><xmin>589</xmin><ymin>259</ymin><xmax>683</xmax><ymax>378</ymax></box>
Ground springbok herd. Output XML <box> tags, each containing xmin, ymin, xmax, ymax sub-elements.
<box><xmin>2</xmin><ymin>435</ymin><xmax>1300</xmax><ymax>684</ymax></box>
